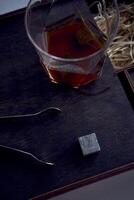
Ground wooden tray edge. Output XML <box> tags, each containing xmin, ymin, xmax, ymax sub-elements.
<box><xmin>30</xmin><ymin>162</ymin><xmax>134</xmax><ymax>200</ymax></box>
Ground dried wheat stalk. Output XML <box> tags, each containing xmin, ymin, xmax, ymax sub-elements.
<box><xmin>95</xmin><ymin>3</ymin><xmax>134</xmax><ymax>70</ymax></box>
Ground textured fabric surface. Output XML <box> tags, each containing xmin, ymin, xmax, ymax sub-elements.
<box><xmin>0</xmin><ymin>14</ymin><xmax>134</xmax><ymax>200</ymax></box>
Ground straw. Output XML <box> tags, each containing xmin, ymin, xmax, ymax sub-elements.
<box><xmin>95</xmin><ymin>3</ymin><xmax>134</xmax><ymax>70</ymax></box>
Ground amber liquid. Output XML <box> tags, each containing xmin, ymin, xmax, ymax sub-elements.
<box><xmin>44</xmin><ymin>19</ymin><xmax>104</xmax><ymax>87</ymax></box>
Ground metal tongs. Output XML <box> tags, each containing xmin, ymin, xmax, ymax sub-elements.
<box><xmin>0</xmin><ymin>144</ymin><xmax>55</xmax><ymax>166</ymax></box>
<box><xmin>0</xmin><ymin>106</ymin><xmax>61</xmax><ymax>166</ymax></box>
<box><xmin>0</xmin><ymin>106</ymin><xmax>61</xmax><ymax>119</ymax></box>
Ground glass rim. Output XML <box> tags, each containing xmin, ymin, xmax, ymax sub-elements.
<box><xmin>25</xmin><ymin>0</ymin><xmax>107</xmax><ymax>62</ymax></box>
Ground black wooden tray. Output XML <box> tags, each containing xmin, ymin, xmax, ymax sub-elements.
<box><xmin>0</xmin><ymin>11</ymin><xmax>116</xmax><ymax>165</ymax></box>
<box><xmin>118</xmin><ymin>66</ymin><xmax>134</xmax><ymax>109</ymax></box>
<box><xmin>124</xmin><ymin>67</ymin><xmax>134</xmax><ymax>94</ymax></box>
